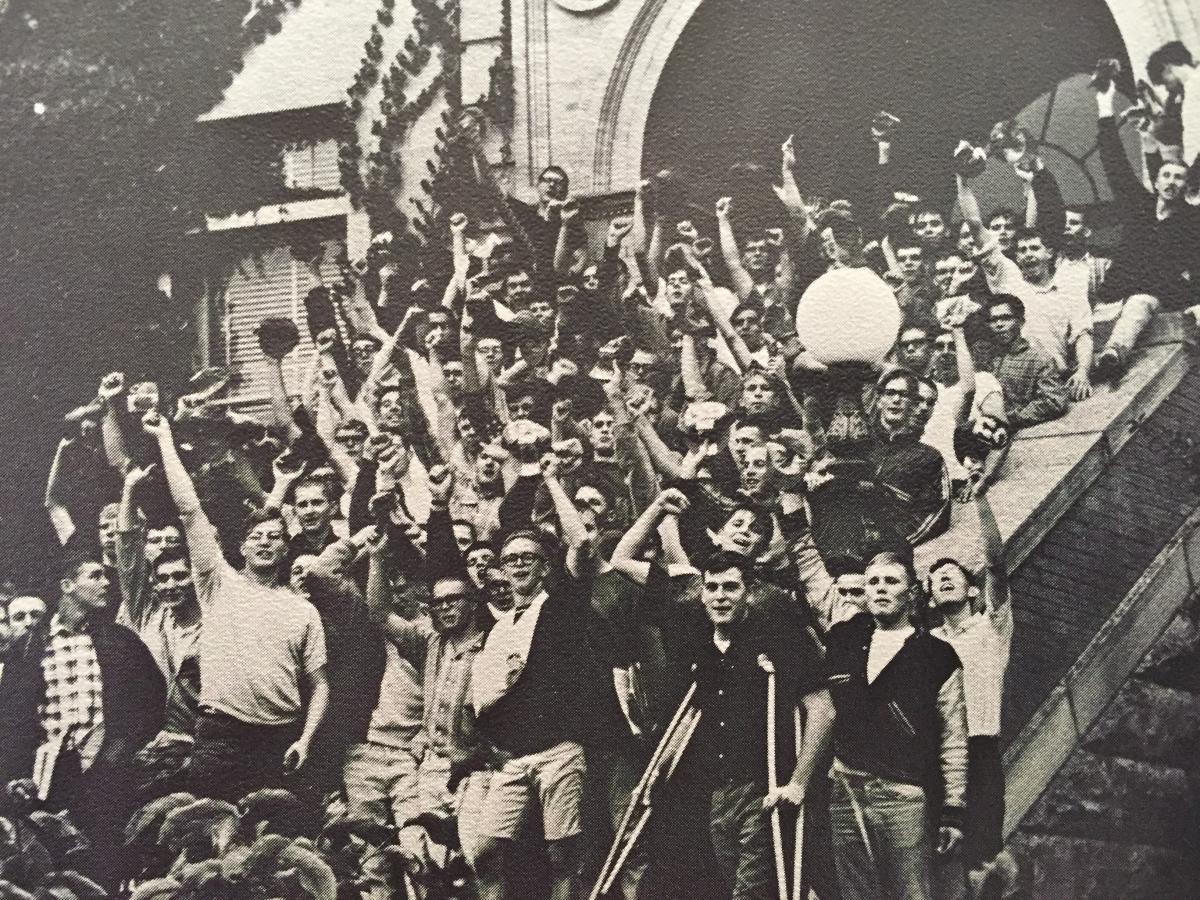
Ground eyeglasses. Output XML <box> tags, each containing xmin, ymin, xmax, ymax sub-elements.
<box><xmin>989</xmin><ymin>314</ymin><xmax>1017</xmax><ymax>324</ymax></box>
<box><xmin>501</xmin><ymin>552</ymin><xmax>545</xmax><ymax>567</ymax></box>
<box><xmin>430</xmin><ymin>593</ymin><xmax>468</xmax><ymax>607</ymax></box>
<box><xmin>934</xmin><ymin>338</ymin><xmax>956</xmax><ymax>351</ymax></box>
<box><xmin>153</xmin><ymin>571</ymin><xmax>191</xmax><ymax>586</ymax></box>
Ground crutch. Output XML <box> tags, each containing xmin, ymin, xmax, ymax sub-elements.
<box><xmin>598</xmin><ymin>706</ymin><xmax>702</xmax><ymax>897</ymax></box>
<box><xmin>792</xmin><ymin>704</ymin><xmax>804</xmax><ymax>900</ymax></box>
<box><xmin>759</xmin><ymin>654</ymin><xmax>788</xmax><ymax>900</ymax></box>
<box><xmin>589</xmin><ymin>682</ymin><xmax>698</xmax><ymax>900</ymax></box>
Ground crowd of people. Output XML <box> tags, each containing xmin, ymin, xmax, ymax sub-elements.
<box><xmin>2</xmin><ymin>40</ymin><xmax>1200</xmax><ymax>900</ymax></box>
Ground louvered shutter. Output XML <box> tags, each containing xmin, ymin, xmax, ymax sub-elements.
<box><xmin>282</xmin><ymin>138</ymin><xmax>342</xmax><ymax>193</ymax></box>
<box><xmin>220</xmin><ymin>238</ymin><xmax>345</xmax><ymax>410</ymax></box>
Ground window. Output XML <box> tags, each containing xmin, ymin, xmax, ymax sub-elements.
<box><xmin>281</xmin><ymin>139</ymin><xmax>341</xmax><ymax>193</ymax></box>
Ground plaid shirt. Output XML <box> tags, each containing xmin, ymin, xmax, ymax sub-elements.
<box><xmin>39</xmin><ymin>614</ymin><xmax>106</xmax><ymax>771</ymax></box>
<box><xmin>985</xmin><ymin>337</ymin><xmax>1068</xmax><ymax>430</ymax></box>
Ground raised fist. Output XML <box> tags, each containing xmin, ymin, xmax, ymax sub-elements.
<box><xmin>715</xmin><ymin>197</ymin><xmax>733</xmax><ymax>218</ymax></box>
<box><xmin>428</xmin><ymin>464</ymin><xmax>455</xmax><ymax>505</ymax></box>
<box><xmin>449</xmin><ymin>212</ymin><xmax>469</xmax><ymax>235</ymax></box>
<box><xmin>781</xmin><ymin>133</ymin><xmax>797</xmax><ymax>170</ymax></box>
<box><xmin>98</xmin><ymin>371</ymin><xmax>125</xmax><ymax>402</ymax></box>
<box><xmin>871</xmin><ymin>111</ymin><xmax>901</xmax><ymax>143</ymax></box>
<box><xmin>953</xmin><ymin>140</ymin><xmax>988</xmax><ymax>179</ymax></box>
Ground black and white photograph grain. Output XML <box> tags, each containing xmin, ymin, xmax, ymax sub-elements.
<box><xmin>1</xmin><ymin>0</ymin><xmax>1199</xmax><ymax>897</ymax></box>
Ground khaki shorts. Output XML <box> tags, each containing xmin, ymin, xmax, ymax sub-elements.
<box><xmin>461</xmin><ymin>741</ymin><xmax>586</xmax><ymax>846</ymax></box>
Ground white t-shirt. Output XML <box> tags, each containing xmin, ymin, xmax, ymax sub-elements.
<box><xmin>194</xmin><ymin>554</ymin><xmax>327</xmax><ymax>726</ymax></box>
<box><xmin>867</xmin><ymin>625</ymin><xmax>915</xmax><ymax>683</ymax></box>
<box><xmin>922</xmin><ymin>372</ymin><xmax>1004</xmax><ymax>478</ymax></box>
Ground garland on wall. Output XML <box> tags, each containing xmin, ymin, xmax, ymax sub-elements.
<box><xmin>338</xmin><ymin>0</ymin><xmax>463</xmax><ymax>237</ymax></box>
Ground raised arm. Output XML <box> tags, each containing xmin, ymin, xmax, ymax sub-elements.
<box><xmin>610</xmin><ymin>488</ymin><xmax>689</xmax><ymax>585</ymax></box>
<box><xmin>1008</xmin><ymin>360</ymin><xmax>1069</xmax><ymax>430</ymax></box>
<box><xmin>266</xmin><ymin>355</ymin><xmax>304</xmax><ymax>444</ymax></box>
<box><xmin>975</xmin><ymin>490</ymin><xmax>1011</xmax><ymax>624</ymax></box>
<box><xmin>143</xmin><ymin>412</ymin><xmax>225</xmax><ymax>578</ymax></box>
<box><xmin>715</xmin><ymin>197</ymin><xmax>755</xmax><ymax>301</ymax></box>
<box><xmin>1095</xmin><ymin>81</ymin><xmax>1151</xmax><ymax>207</ymax></box>
<box><xmin>539</xmin><ymin>454</ymin><xmax>594</xmax><ymax>579</ymax></box>
<box><xmin>44</xmin><ymin>438</ymin><xmax>77</xmax><ymax>546</ymax></box>
<box><xmin>115</xmin><ymin>464</ymin><xmax>154</xmax><ymax>627</ymax></box>
<box><xmin>698</xmin><ymin>268</ymin><xmax>757</xmax><ymax>374</ymax></box>
<box><xmin>98</xmin><ymin>372</ymin><xmax>132</xmax><ymax>474</ymax></box>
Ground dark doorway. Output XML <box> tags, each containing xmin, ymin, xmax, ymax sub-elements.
<box><xmin>643</xmin><ymin>0</ymin><xmax>1129</xmax><ymax>216</ymax></box>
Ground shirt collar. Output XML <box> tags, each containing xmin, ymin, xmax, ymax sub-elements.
<box><xmin>49</xmin><ymin>612</ymin><xmax>91</xmax><ymax>638</ymax></box>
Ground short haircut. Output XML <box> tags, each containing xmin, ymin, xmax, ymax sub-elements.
<box><xmin>60</xmin><ymin>551</ymin><xmax>99</xmax><ymax>584</ymax></box>
<box><xmin>539</xmin><ymin>164</ymin><xmax>569</xmax><ymax>187</ymax></box>
<box><xmin>335</xmin><ymin>418</ymin><xmax>369</xmax><ymax>436</ymax></box>
<box><xmin>1148</xmin><ymin>41</ymin><xmax>1193</xmax><ymax>85</ymax></box>
<box><xmin>877</xmin><ymin>367</ymin><xmax>921</xmax><ymax>396</ymax></box>
<box><xmin>700</xmin><ymin>549</ymin><xmax>755</xmax><ymax>584</ymax></box>
<box><xmin>244</xmin><ymin>505</ymin><xmax>287</xmax><ymax>534</ymax></box>
<box><xmin>730</xmin><ymin>412</ymin><xmax>772</xmax><ymax>434</ymax></box>
<box><xmin>731</xmin><ymin>297</ymin><xmax>767</xmax><ymax>322</ymax></box>
<box><xmin>898</xmin><ymin>316</ymin><xmax>937</xmax><ymax>339</ymax></box>
<box><xmin>1013</xmin><ymin>224</ymin><xmax>1059</xmax><ymax>253</ymax></box>
<box><xmin>988</xmin><ymin>293</ymin><xmax>1026</xmax><ymax>321</ymax></box>
<box><xmin>150</xmin><ymin>545</ymin><xmax>192</xmax><ymax>576</ymax></box>
<box><xmin>292</xmin><ymin>476</ymin><xmax>335</xmax><ymax>503</ymax></box>
<box><xmin>147</xmin><ymin>518</ymin><xmax>184</xmax><ymax>537</ymax></box>
<box><xmin>867</xmin><ymin>546</ymin><xmax>917</xmax><ymax>586</ymax></box>
<box><xmin>986</xmin><ymin>207</ymin><xmax>1018</xmax><ymax>226</ymax></box>
<box><xmin>928</xmin><ymin>556</ymin><xmax>975</xmax><ymax>584</ymax></box>
<box><xmin>465</xmin><ymin>541</ymin><xmax>496</xmax><ymax>560</ymax></box>
<box><xmin>892</xmin><ymin>232</ymin><xmax>923</xmax><ymax>253</ymax></box>
<box><xmin>727</xmin><ymin>503</ymin><xmax>775</xmax><ymax>545</ymax></box>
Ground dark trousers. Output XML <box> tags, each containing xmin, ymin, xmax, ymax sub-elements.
<box><xmin>188</xmin><ymin>710</ymin><xmax>320</xmax><ymax>819</ymax></box>
<box><xmin>964</xmin><ymin>736</ymin><xmax>1004</xmax><ymax>869</ymax></box>
<box><xmin>46</xmin><ymin>748</ymin><xmax>137</xmax><ymax>891</ymax></box>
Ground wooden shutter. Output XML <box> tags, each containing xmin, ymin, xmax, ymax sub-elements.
<box><xmin>281</xmin><ymin>138</ymin><xmax>342</xmax><ymax>193</ymax></box>
<box><xmin>220</xmin><ymin>237</ymin><xmax>344</xmax><ymax>410</ymax></box>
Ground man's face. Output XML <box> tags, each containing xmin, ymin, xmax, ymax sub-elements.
<box><xmin>913</xmin><ymin>211</ymin><xmax>946</xmax><ymax>244</ymax></box>
<box><xmin>484</xmin><ymin>566</ymin><xmax>513</xmax><ymax>611</ymax></box>
<box><xmin>519</xmin><ymin>337</ymin><xmax>548</xmax><ymax>369</ymax></box>
<box><xmin>834</xmin><ymin>574</ymin><xmax>866</xmax><ymax>612</ymax></box>
<box><xmin>475</xmin><ymin>446</ymin><xmax>504</xmax><ymax>486</ymax></box>
<box><xmin>453</xmin><ymin>522</ymin><xmax>476</xmax><ymax>554</ymax></box>
<box><xmin>456</xmin><ymin>411</ymin><xmax>479</xmax><ymax>450</ymax></box>
<box><xmin>716</xmin><ymin>509</ymin><xmax>764</xmax><ymax>556</ymax></box>
<box><xmin>1161</xmin><ymin>63</ymin><xmax>1187</xmax><ymax>93</ymax></box>
<box><xmin>729</xmin><ymin>424</ymin><xmax>765</xmax><ymax>468</ymax></box>
<box><xmin>153</xmin><ymin>559</ymin><xmax>196</xmax><ymax>611</ymax></box>
<box><xmin>1155</xmin><ymin>161</ymin><xmax>1188</xmax><ymax>203</ymax></box>
<box><xmin>1015</xmin><ymin>236</ymin><xmax>1052</xmax><ymax>281</ymax></box>
<box><xmin>294</xmin><ymin>484</ymin><xmax>332</xmax><ymax>537</ymax></box>
<box><xmin>895</xmin><ymin>246</ymin><xmax>924</xmax><ymax>283</ymax></box>
<box><xmin>552</xmin><ymin>438</ymin><xmax>584</xmax><ymax>475</ymax></box>
<box><xmin>742</xmin><ymin>239</ymin><xmax>770</xmax><ymax>276</ymax></box>
<box><xmin>465</xmin><ymin>547</ymin><xmax>495</xmax><ymax>590</ymax></box>
<box><xmin>477</xmin><ymin>339</ymin><xmax>504</xmax><ymax>374</ymax></box>
<box><xmin>628</xmin><ymin>353</ymin><xmax>659</xmax><ymax>384</ymax></box>
<box><xmin>353</xmin><ymin>339</ymin><xmax>379</xmax><ymax>373</ymax></box>
<box><xmin>574</xmin><ymin>486</ymin><xmax>609</xmax><ymax>521</ymax></box>
<box><xmin>865</xmin><ymin>560</ymin><xmax>912</xmax><ymax>628</ymax></box>
<box><xmin>933</xmin><ymin>256</ymin><xmax>965</xmax><ymax>296</ymax></box>
<box><xmin>509</xmin><ymin>394</ymin><xmax>536</xmax><ymax>421</ymax></box>
<box><xmin>877</xmin><ymin>377</ymin><xmax>914</xmax><ymax>431</ymax></box>
<box><xmin>145</xmin><ymin>524</ymin><xmax>183</xmax><ymax>567</ymax></box>
<box><xmin>626</xmin><ymin>384</ymin><xmax>660</xmax><ymax>424</ymax></box>
<box><xmin>443</xmin><ymin>362</ymin><xmax>465</xmax><ymax>397</ymax></box>
<box><xmin>931</xmin><ymin>332</ymin><xmax>958</xmax><ymax>382</ymax></box>
<box><xmin>988</xmin><ymin>214</ymin><xmax>1017</xmax><ymax>252</ymax></box>
<box><xmin>701</xmin><ymin>566</ymin><xmax>749</xmax><ymax>627</ymax></box>
<box><xmin>0</xmin><ymin>606</ymin><xmax>10</xmax><ymax>654</ymax></box>
<box><xmin>506</xmin><ymin>272</ymin><xmax>533</xmax><ymax>308</ymax></box>
<box><xmin>582</xmin><ymin>265</ymin><xmax>600</xmax><ymax>292</ymax></box>
<box><xmin>8</xmin><ymin>596</ymin><xmax>46</xmax><ymax>641</ymax></box>
<box><xmin>289</xmin><ymin>555</ymin><xmax>316</xmax><ymax>594</ymax></box>
<box><xmin>98</xmin><ymin>504</ymin><xmax>119</xmax><ymax>561</ymax></box>
<box><xmin>741</xmin><ymin>374</ymin><xmax>774</xmax><ymax>415</ymax></box>
<box><xmin>577</xmin><ymin>507</ymin><xmax>601</xmax><ymax>546</ymax></box>
<box><xmin>913</xmin><ymin>382</ymin><xmax>937</xmax><ymax>427</ymax></box>
<box><xmin>65</xmin><ymin>562</ymin><xmax>111</xmax><ymax>612</ymax></box>
<box><xmin>957</xmin><ymin>221</ymin><xmax>979</xmax><ymax>256</ymax></box>
<box><xmin>988</xmin><ymin>304</ymin><xmax>1022</xmax><ymax>348</ymax></box>
<box><xmin>377</xmin><ymin>389</ymin><xmax>406</xmax><ymax>432</ymax></box>
<box><xmin>732</xmin><ymin>309</ymin><xmax>764</xmax><ymax>350</ymax></box>
<box><xmin>538</xmin><ymin>169</ymin><xmax>568</xmax><ymax>203</ymax></box>
<box><xmin>1063</xmin><ymin>211</ymin><xmax>1086</xmax><ymax>238</ymax></box>
<box><xmin>430</xmin><ymin>578</ymin><xmax>473</xmax><ymax>635</ymax></box>
<box><xmin>897</xmin><ymin>328</ymin><xmax>933</xmax><ymax>374</ymax></box>
<box><xmin>335</xmin><ymin>426</ymin><xmax>368</xmax><ymax>461</ymax></box>
<box><xmin>739</xmin><ymin>446</ymin><xmax>771</xmax><ymax>496</ymax></box>
<box><xmin>242</xmin><ymin>519</ymin><xmax>288</xmax><ymax>573</ymax></box>
<box><xmin>929</xmin><ymin>561</ymin><xmax>971</xmax><ymax>610</ymax></box>
<box><xmin>665</xmin><ymin>270</ymin><xmax>693</xmax><ymax>307</ymax></box>
<box><xmin>591</xmin><ymin>412</ymin><xmax>616</xmax><ymax>453</ymax></box>
<box><xmin>427</xmin><ymin>312</ymin><xmax>452</xmax><ymax>349</ymax></box>
<box><xmin>500</xmin><ymin>537</ymin><xmax>549</xmax><ymax>596</ymax></box>
<box><xmin>528</xmin><ymin>299</ymin><xmax>555</xmax><ymax>329</ymax></box>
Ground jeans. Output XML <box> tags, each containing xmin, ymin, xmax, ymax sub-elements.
<box><xmin>710</xmin><ymin>779</ymin><xmax>773</xmax><ymax>900</ymax></box>
<box><xmin>964</xmin><ymin>736</ymin><xmax>1004</xmax><ymax>869</ymax></box>
<box><xmin>830</xmin><ymin>770</ymin><xmax>931</xmax><ymax>900</ymax></box>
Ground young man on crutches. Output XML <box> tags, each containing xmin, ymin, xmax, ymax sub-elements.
<box><xmin>640</xmin><ymin>549</ymin><xmax>835</xmax><ymax>900</ymax></box>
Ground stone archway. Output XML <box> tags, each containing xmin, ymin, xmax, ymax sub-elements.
<box><xmin>590</xmin><ymin>0</ymin><xmax>1197</xmax><ymax>196</ymax></box>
